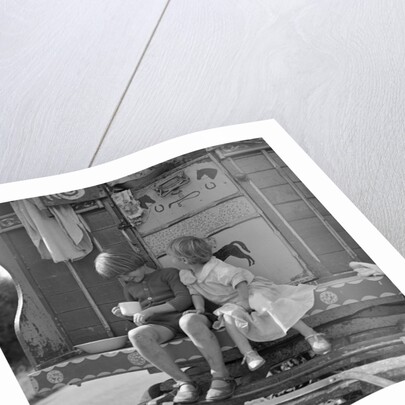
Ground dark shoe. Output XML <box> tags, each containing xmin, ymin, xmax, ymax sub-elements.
<box><xmin>172</xmin><ymin>381</ymin><xmax>200</xmax><ymax>404</ymax></box>
<box><xmin>205</xmin><ymin>377</ymin><xmax>236</xmax><ymax>402</ymax></box>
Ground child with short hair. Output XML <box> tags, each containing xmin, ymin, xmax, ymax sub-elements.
<box><xmin>167</xmin><ymin>236</ymin><xmax>331</xmax><ymax>371</ymax></box>
<box><xmin>94</xmin><ymin>247</ymin><xmax>192</xmax><ymax>331</ymax></box>
<box><xmin>95</xmin><ymin>247</ymin><xmax>234</xmax><ymax>403</ymax></box>
<box><xmin>95</xmin><ymin>247</ymin><xmax>202</xmax><ymax>403</ymax></box>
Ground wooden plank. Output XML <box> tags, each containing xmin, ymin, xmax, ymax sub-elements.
<box><xmin>318</xmin><ymin>250</ymin><xmax>354</xmax><ymax>274</ymax></box>
<box><xmin>282</xmin><ymin>167</ymin><xmax>301</xmax><ymax>183</ymax></box>
<box><xmin>83</xmin><ymin>209</ymin><xmax>118</xmax><ymax>231</ymax></box>
<box><xmin>92</xmin><ymin>227</ymin><xmax>127</xmax><ymax>248</ymax></box>
<box><xmin>0</xmin><ymin>0</ymin><xmax>169</xmax><ymax>183</ymax></box>
<box><xmin>38</xmin><ymin>276</ymin><xmax>79</xmax><ymax>295</ymax></box>
<box><xmin>69</xmin><ymin>321</ymin><xmax>130</xmax><ymax>345</ymax></box>
<box><xmin>353</xmin><ymin>248</ymin><xmax>373</xmax><ymax>263</ymax></box>
<box><xmin>46</xmin><ymin>290</ymin><xmax>90</xmax><ymax>314</ymax></box>
<box><xmin>308</xmin><ymin>198</ymin><xmax>330</xmax><ymax>216</ymax></box>
<box><xmin>69</xmin><ymin>325</ymin><xmax>111</xmax><ymax>345</ymax></box>
<box><xmin>290</xmin><ymin>217</ymin><xmax>348</xmax><ymax>256</ymax></box>
<box><xmin>233</xmin><ymin>154</ymin><xmax>272</xmax><ymax>173</ymax></box>
<box><xmin>275</xmin><ymin>200</ymin><xmax>316</xmax><ymax>222</ymax></box>
<box><xmin>267</xmin><ymin>152</ymin><xmax>287</xmax><ymax>168</ymax></box>
<box><xmin>248</xmin><ymin>169</ymin><xmax>287</xmax><ymax>188</ymax></box>
<box><xmin>220</xmin><ymin>157</ymin><xmax>328</xmax><ymax>277</ymax></box>
<box><xmin>87</xmin><ymin>283</ymin><xmax>125</xmax><ymax>303</ymax></box>
<box><xmin>0</xmin><ymin>203</ymin><xmax>13</xmax><ymax>216</ymax></box>
<box><xmin>261</xmin><ymin>183</ymin><xmax>301</xmax><ymax>205</ymax></box>
<box><xmin>58</xmin><ymin>308</ymin><xmax>102</xmax><ymax>331</ymax></box>
<box><xmin>324</xmin><ymin>215</ymin><xmax>360</xmax><ymax>249</ymax></box>
<box><xmin>6</xmin><ymin>229</ymin><xmax>46</xmax><ymax>263</ymax></box>
<box><xmin>71</xmin><ymin>250</ymin><xmax>105</xmax><ymax>286</ymax></box>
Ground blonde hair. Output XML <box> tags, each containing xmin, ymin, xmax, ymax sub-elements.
<box><xmin>167</xmin><ymin>236</ymin><xmax>212</xmax><ymax>264</ymax></box>
<box><xmin>94</xmin><ymin>247</ymin><xmax>145</xmax><ymax>279</ymax></box>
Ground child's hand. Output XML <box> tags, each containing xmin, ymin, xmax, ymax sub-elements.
<box><xmin>111</xmin><ymin>306</ymin><xmax>127</xmax><ymax>319</ymax></box>
<box><xmin>183</xmin><ymin>309</ymin><xmax>205</xmax><ymax>315</ymax></box>
<box><xmin>133</xmin><ymin>308</ymin><xmax>154</xmax><ymax>326</ymax></box>
<box><xmin>133</xmin><ymin>313</ymin><xmax>147</xmax><ymax>326</ymax></box>
<box><xmin>239</xmin><ymin>300</ymin><xmax>253</xmax><ymax>314</ymax></box>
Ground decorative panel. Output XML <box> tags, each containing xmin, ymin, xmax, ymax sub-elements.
<box><xmin>131</xmin><ymin>158</ymin><xmax>239</xmax><ymax>235</ymax></box>
<box><xmin>159</xmin><ymin>217</ymin><xmax>312</xmax><ymax>284</ymax></box>
<box><xmin>144</xmin><ymin>197</ymin><xmax>256</xmax><ymax>257</ymax></box>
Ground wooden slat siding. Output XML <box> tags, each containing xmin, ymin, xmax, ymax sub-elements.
<box><xmin>317</xmin><ymin>251</ymin><xmax>357</xmax><ymax>274</ymax></box>
<box><xmin>232</xmin><ymin>150</ymin><xmax>364</xmax><ymax>275</ymax></box>
<box><xmin>353</xmin><ymin>248</ymin><xmax>373</xmax><ymax>263</ymax></box>
<box><xmin>64</xmin><ymin>260</ymin><xmax>114</xmax><ymax>337</ymax></box>
<box><xmin>3</xmin><ymin>204</ymin><xmax>130</xmax><ymax>346</ymax></box>
<box><xmin>307</xmin><ymin>198</ymin><xmax>331</xmax><ymax>216</ymax></box>
<box><xmin>290</xmin><ymin>217</ymin><xmax>351</xmax><ymax>256</ymax></box>
<box><xmin>69</xmin><ymin>252</ymin><xmax>99</xmax><ymax>285</ymax></box>
<box><xmin>83</xmin><ymin>209</ymin><xmax>118</xmax><ymax>229</ymax></box>
<box><xmin>8</xmin><ymin>207</ymin><xmax>124</xmax><ymax>344</ymax></box>
<box><xmin>7</xmin><ymin>230</ymin><xmax>80</xmax><ymax>294</ymax></box>
<box><xmin>275</xmin><ymin>200</ymin><xmax>316</xmax><ymax>222</ymax></box>
<box><xmin>58</xmin><ymin>308</ymin><xmax>104</xmax><ymax>331</ymax></box>
<box><xmin>91</xmin><ymin>227</ymin><xmax>128</xmax><ymax>247</ymax></box>
<box><xmin>38</xmin><ymin>276</ymin><xmax>80</xmax><ymax>296</ymax></box>
<box><xmin>46</xmin><ymin>290</ymin><xmax>90</xmax><ymax>314</ymax></box>
<box><xmin>261</xmin><ymin>184</ymin><xmax>309</xmax><ymax>205</ymax></box>
<box><xmin>218</xmin><ymin>156</ymin><xmax>327</xmax><ymax>277</ymax></box>
<box><xmin>58</xmin><ymin>301</ymin><xmax>131</xmax><ymax>332</ymax></box>
<box><xmin>233</xmin><ymin>153</ymin><xmax>273</xmax><ymax>173</ymax></box>
<box><xmin>87</xmin><ymin>283</ymin><xmax>124</xmax><ymax>304</ymax></box>
<box><xmin>248</xmin><ymin>169</ymin><xmax>286</xmax><ymax>188</ymax></box>
<box><xmin>324</xmin><ymin>215</ymin><xmax>360</xmax><ymax>250</ymax></box>
<box><xmin>267</xmin><ymin>152</ymin><xmax>286</xmax><ymax>168</ymax></box>
<box><xmin>69</xmin><ymin>322</ymin><xmax>130</xmax><ymax>345</ymax></box>
<box><xmin>0</xmin><ymin>202</ymin><xmax>13</xmax><ymax>216</ymax></box>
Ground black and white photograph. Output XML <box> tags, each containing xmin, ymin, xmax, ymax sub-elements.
<box><xmin>2</xmin><ymin>3</ymin><xmax>405</xmax><ymax>404</ymax></box>
<box><xmin>1</xmin><ymin>133</ymin><xmax>405</xmax><ymax>405</ymax></box>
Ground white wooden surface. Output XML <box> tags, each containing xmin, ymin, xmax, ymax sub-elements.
<box><xmin>1</xmin><ymin>0</ymin><xmax>405</xmax><ymax>259</ymax></box>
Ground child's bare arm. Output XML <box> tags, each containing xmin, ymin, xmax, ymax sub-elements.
<box><xmin>183</xmin><ymin>294</ymin><xmax>205</xmax><ymax>315</ymax></box>
<box><xmin>235</xmin><ymin>281</ymin><xmax>252</xmax><ymax>312</ymax></box>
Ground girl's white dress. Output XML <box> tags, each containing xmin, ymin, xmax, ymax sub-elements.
<box><xmin>179</xmin><ymin>257</ymin><xmax>316</xmax><ymax>342</ymax></box>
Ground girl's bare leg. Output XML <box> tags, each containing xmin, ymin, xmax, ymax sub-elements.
<box><xmin>221</xmin><ymin>314</ymin><xmax>265</xmax><ymax>371</ymax></box>
<box><xmin>291</xmin><ymin>319</ymin><xmax>316</xmax><ymax>338</ymax></box>
<box><xmin>292</xmin><ymin>319</ymin><xmax>332</xmax><ymax>354</ymax></box>
<box><xmin>128</xmin><ymin>324</ymin><xmax>191</xmax><ymax>382</ymax></box>
<box><xmin>222</xmin><ymin>314</ymin><xmax>254</xmax><ymax>355</ymax></box>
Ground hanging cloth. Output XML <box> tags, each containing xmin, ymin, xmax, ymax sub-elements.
<box><xmin>11</xmin><ymin>199</ymin><xmax>93</xmax><ymax>263</ymax></box>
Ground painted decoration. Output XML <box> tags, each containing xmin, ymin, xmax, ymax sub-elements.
<box><xmin>144</xmin><ymin>197</ymin><xmax>256</xmax><ymax>257</ymax></box>
<box><xmin>132</xmin><ymin>158</ymin><xmax>239</xmax><ymax>235</ymax></box>
<box><xmin>41</xmin><ymin>186</ymin><xmax>106</xmax><ymax>206</ymax></box>
<box><xmin>159</xmin><ymin>217</ymin><xmax>313</xmax><ymax>285</ymax></box>
<box><xmin>0</xmin><ymin>213</ymin><xmax>22</xmax><ymax>232</ymax></box>
<box><xmin>28</xmin><ymin>276</ymin><xmax>403</xmax><ymax>394</ymax></box>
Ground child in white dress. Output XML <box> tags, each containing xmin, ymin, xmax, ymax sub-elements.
<box><xmin>167</xmin><ymin>236</ymin><xmax>332</xmax><ymax>371</ymax></box>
